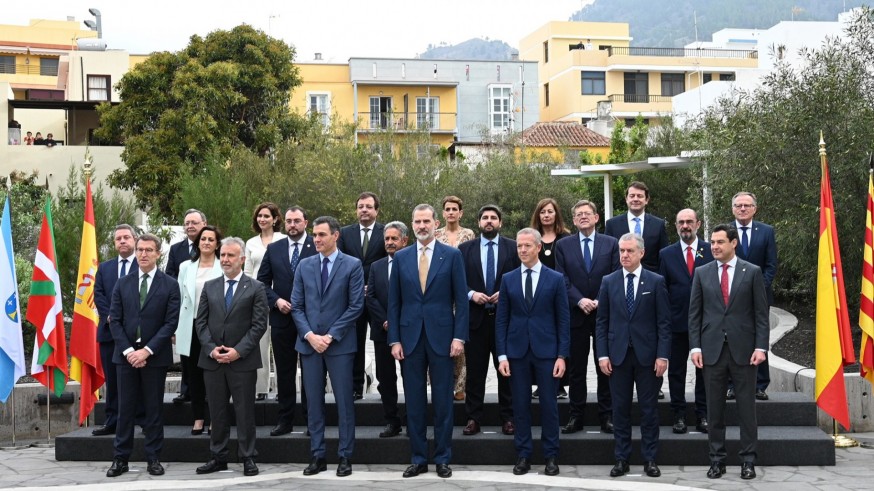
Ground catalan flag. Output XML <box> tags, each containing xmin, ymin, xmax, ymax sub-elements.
<box><xmin>815</xmin><ymin>138</ymin><xmax>855</xmax><ymax>430</ymax></box>
<box><xmin>859</xmin><ymin>167</ymin><xmax>874</xmax><ymax>386</ymax></box>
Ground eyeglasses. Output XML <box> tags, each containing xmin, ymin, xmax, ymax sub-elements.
<box><xmin>732</xmin><ymin>204</ymin><xmax>756</xmax><ymax>209</ymax></box>
<box><xmin>574</xmin><ymin>212</ymin><xmax>595</xmax><ymax>218</ymax></box>
<box><xmin>136</xmin><ymin>248</ymin><xmax>157</xmax><ymax>254</ymax></box>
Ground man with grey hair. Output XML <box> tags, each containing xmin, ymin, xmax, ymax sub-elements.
<box><xmin>366</xmin><ymin>220</ymin><xmax>409</xmax><ymax>438</ymax></box>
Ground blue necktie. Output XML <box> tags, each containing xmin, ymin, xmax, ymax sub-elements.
<box><xmin>290</xmin><ymin>243</ymin><xmax>300</xmax><ymax>275</ymax></box>
<box><xmin>321</xmin><ymin>257</ymin><xmax>330</xmax><ymax>294</ymax></box>
<box><xmin>633</xmin><ymin>217</ymin><xmax>642</xmax><ymax>236</ymax></box>
<box><xmin>225</xmin><ymin>279</ymin><xmax>236</xmax><ymax>310</ymax></box>
<box><xmin>525</xmin><ymin>269</ymin><xmax>534</xmax><ymax>307</ymax></box>
<box><xmin>626</xmin><ymin>273</ymin><xmax>635</xmax><ymax>315</ymax></box>
<box><xmin>741</xmin><ymin>226</ymin><xmax>750</xmax><ymax>256</ymax></box>
<box><xmin>583</xmin><ymin>237</ymin><xmax>592</xmax><ymax>272</ymax></box>
<box><xmin>120</xmin><ymin>258</ymin><xmax>128</xmax><ymax>278</ymax></box>
<box><xmin>485</xmin><ymin>241</ymin><xmax>496</xmax><ymax>310</ymax></box>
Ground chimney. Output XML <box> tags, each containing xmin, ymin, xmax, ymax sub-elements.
<box><xmin>314</xmin><ymin>52</ymin><xmax>323</xmax><ymax>61</ymax></box>
<box><xmin>510</xmin><ymin>51</ymin><xmax>519</xmax><ymax>61</ymax></box>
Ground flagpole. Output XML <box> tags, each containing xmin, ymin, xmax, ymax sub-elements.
<box><xmin>31</xmin><ymin>377</ymin><xmax>54</xmax><ymax>448</ymax></box>
<box><xmin>832</xmin><ymin>419</ymin><xmax>858</xmax><ymax>447</ymax></box>
<box><xmin>0</xmin><ymin>391</ymin><xmax>29</xmax><ymax>450</ymax></box>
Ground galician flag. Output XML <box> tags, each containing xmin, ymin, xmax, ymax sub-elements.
<box><xmin>26</xmin><ymin>197</ymin><xmax>68</xmax><ymax>397</ymax></box>
<box><xmin>0</xmin><ymin>196</ymin><xmax>26</xmax><ymax>403</ymax></box>
<box><xmin>859</xmin><ymin>168</ymin><xmax>874</xmax><ymax>386</ymax></box>
<box><xmin>69</xmin><ymin>180</ymin><xmax>104</xmax><ymax>424</ymax></box>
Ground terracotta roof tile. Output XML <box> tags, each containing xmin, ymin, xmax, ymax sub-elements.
<box><xmin>521</xmin><ymin>121</ymin><xmax>611</xmax><ymax>147</ymax></box>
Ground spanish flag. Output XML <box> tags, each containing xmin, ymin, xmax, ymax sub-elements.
<box><xmin>859</xmin><ymin>166</ymin><xmax>874</xmax><ymax>386</ymax></box>
<box><xmin>815</xmin><ymin>137</ymin><xmax>855</xmax><ymax>430</ymax></box>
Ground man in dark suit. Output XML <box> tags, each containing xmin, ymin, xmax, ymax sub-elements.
<box><xmin>92</xmin><ymin>224</ymin><xmax>138</xmax><ymax>436</ymax></box>
<box><xmin>388</xmin><ymin>204</ymin><xmax>469</xmax><ymax>479</ymax></box>
<box><xmin>554</xmin><ymin>199</ymin><xmax>618</xmax><ymax>434</ymax></box>
<box><xmin>164</xmin><ymin>208</ymin><xmax>206</xmax><ymax>404</ymax></box>
<box><xmin>194</xmin><ymin>237</ymin><xmax>268</xmax><ymax>477</ymax></box>
<box><xmin>292</xmin><ymin>216</ymin><xmax>364</xmax><ymax>477</ymax></box>
<box><xmin>658</xmin><ymin>209</ymin><xmax>713</xmax><ymax>434</ymax></box>
<box><xmin>366</xmin><ymin>221</ymin><xmax>408</xmax><ymax>438</ymax></box>
<box><xmin>257</xmin><ymin>206</ymin><xmax>317</xmax><ymax>436</ymax></box>
<box><xmin>338</xmin><ymin>191</ymin><xmax>387</xmax><ymax>399</ymax></box>
<box><xmin>496</xmin><ymin>228</ymin><xmax>569</xmax><ymax>477</ymax></box>
<box><xmin>458</xmin><ymin>204</ymin><xmax>520</xmax><ymax>436</ymax></box>
<box><xmin>604</xmin><ymin>181</ymin><xmax>669</xmax><ymax>272</ymax></box>
<box><xmin>689</xmin><ymin>224</ymin><xmax>769</xmax><ymax>480</ymax></box>
<box><xmin>106</xmin><ymin>234</ymin><xmax>180</xmax><ymax>478</ymax></box>
<box><xmin>731</xmin><ymin>191</ymin><xmax>777</xmax><ymax>400</ymax></box>
<box><xmin>596</xmin><ymin>233</ymin><xmax>671</xmax><ymax>478</ymax></box>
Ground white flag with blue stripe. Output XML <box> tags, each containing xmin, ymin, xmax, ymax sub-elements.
<box><xmin>0</xmin><ymin>196</ymin><xmax>26</xmax><ymax>403</ymax></box>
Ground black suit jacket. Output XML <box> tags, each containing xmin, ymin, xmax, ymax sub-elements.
<box><xmin>257</xmin><ymin>235</ymin><xmax>317</xmax><ymax>328</ymax></box>
<box><xmin>554</xmin><ymin>232</ymin><xmax>620</xmax><ymax>329</ymax></box>
<box><xmin>734</xmin><ymin>220</ymin><xmax>778</xmax><ymax>304</ymax></box>
<box><xmin>458</xmin><ymin>235</ymin><xmax>520</xmax><ymax>329</ymax></box>
<box><xmin>658</xmin><ymin>240</ymin><xmax>714</xmax><ymax>333</ymax></box>
<box><xmin>94</xmin><ymin>256</ymin><xmax>137</xmax><ymax>343</ymax></box>
<box><xmin>164</xmin><ymin>239</ymin><xmax>193</xmax><ymax>279</ymax></box>
<box><xmin>604</xmin><ymin>213</ymin><xmax>669</xmax><ymax>272</ymax></box>
<box><xmin>109</xmin><ymin>269</ymin><xmax>180</xmax><ymax>366</ymax></box>
<box><xmin>338</xmin><ymin>222</ymin><xmax>386</xmax><ymax>280</ymax></box>
<box><xmin>366</xmin><ymin>255</ymin><xmax>391</xmax><ymax>343</ymax></box>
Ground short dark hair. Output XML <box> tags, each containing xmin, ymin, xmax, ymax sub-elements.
<box><xmin>627</xmin><ymin>181</ymin><xmax>650</xmax><ymax>199</ymax></box>
<box><xmin>357</xmin><ymin>192</ymin><xmax>380</xmax><ymax>210</ymax></box>
<box><xmin>192</xmin><ymin>225</ymin><xmax>223</xmax><ymax>262</ymax></box>
<box><xmin>251</xmin><ymin>202</ymin><xmax>281</xmax><ymax>234</ymax></box>
<box><xmin>313</xmin><ymin>216</ymin><xmax>341</xmax><ymax>234</ymax></box>
<box><xmin>441</xmin><ymin>195</ymin><xmax>464</xmax><ymax>210</ymax></box>
<box><xmin>136</xmin><ymin>233</ymin><xmax>162</xmax><ymax>251</ymax></box>
<box><xmin>712</xmin><ymin>223</ymin><xmax>738</xmax><ymax>242</ymax></box>
<box><xmin>286</xmin><ymin>205</ymin><xmax>308</xmax><ymax>221</ymax></box>
<box><xmin>477</xmin><ymin>204</ymin><xmax>502</xmax><ymax>221</ymax></box>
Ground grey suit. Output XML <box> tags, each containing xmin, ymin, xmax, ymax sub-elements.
<box><xmin>688</xmin><ymin>257</ymin><xmax>769</xmax><ymax>464</ymax></box>
<box><xmin>196</xmin><ymin>273</ymin><xmax>268</xmax><ymax>462</ymax></box>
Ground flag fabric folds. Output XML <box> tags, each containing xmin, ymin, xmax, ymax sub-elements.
<box><xmin>815</xmin><ymin>149</ymin><xmax>855</xmax><ymax>430</ymax></box>
<box><xmin>859</xmin><ymin>171</ymin><xmax>874</xmax><ymax>386</ymax></box>
<box><xmin>69</xmin><ymin>181</ymin><xmax>104</xmax><ymax>424</ymax></box>
<box><xmin>0</xmin><ymin>197</ymin><xmax>26</xmax><ymax>403</ymax></box>
<box><xmin>26</xmin><ymin>197</ymin><xmax>68</xmax><ymax>397</ymax></box>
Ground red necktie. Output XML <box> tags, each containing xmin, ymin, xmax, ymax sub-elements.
<box><xmin>686</xmin><ymin>246</ymin><xmax>695</xmax><ymax>276</ymax></box>
<box><xmin>721</xmin><ymin>263</ymin><xmax>730</xmax><ymax>306</ymax></box>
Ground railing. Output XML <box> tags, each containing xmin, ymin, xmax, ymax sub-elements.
<box><xmin>360</xmin><ymin>112</ymin><xmax>456</xmax><ymax>131</ymax></box>
<box><xmin>607</xmin><ymin>46</ymin><xmax>758</xmax><ymax>59</ymax></box>
<box><xmin>608</xmin><ymin>94</ymin><xmax>673</xmax><ymax>104</ymax></box>
<box><xmin>0</xmin><ymin>63</ymin><xmax>59</xmax><ymax>76</ymax></box>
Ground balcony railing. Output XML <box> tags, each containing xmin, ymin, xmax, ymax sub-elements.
<box><xmin>608</xmin><ymin>94</ymin><xmax>673</xmax><ymax>104</ymax></box>
<box><xmin>360</xmin><ymin>112</ymin><xmax>456</xmax><ymax>132</ymax></box>
<box><xmin>0</xmin><ymin>63</ymin><xmax>59</xmax><ymax>76</ymax></box>
<box><xmin>607</xmin><ymin>46</ymin><xmax>758</xmax><ymax>59</ymax></box>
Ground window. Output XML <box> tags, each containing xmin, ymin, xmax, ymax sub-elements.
<box><xmin>544</xmin><ymin>83</ymin><xmax>550</xmax><ymax>107</ymax></box>
<box><xmin>369</xmin><ymin>96</ymin><xmax>392</xmax><ymax>129</ymax></box>
<box><xmin>40</xmin><ymin>57</ymin><xmax>59</xmax><ymax>76</ymax></box>
<box><xmin>624</xmin><ymin>118</ymin><xmax>649</xmax><ymax>126</ymax></box>
<box><xmin>308</xmin><ymin>92</ymin><xmax>330</xmax><ymax>128</ymax></box>
<box><xmin>0</xmin><ymin>56</ymin><xmax>14</xmax><ymax>74</ymax></box>
<box><xmin>703</xmin><ymin>73</ymin><xmax>713</xmax><ymax>84</ymax></box>
<box><xmin>719</xmin><ymin>73</ymin><xmax>736</xmax><ymax>81</ymax></box>
<box><xmin>661</xmin><ymin>73</ymin><xmax>685</xmax><ymax>96</ymax></box>
<box><xmin>581</xmin><ymin>71</ymin><xmax>606</xmax><ymax>95</ymax></box>
<box><xmin>623</xmin><ymin>72</ymin><xmax>649</xmax><ymax>103</ymax></box>
<box><xmin>416</xmin><ymin>97</ymin><xmax>439</xmax><ymax>129</ymax></box>
<box><xmin>488</xmin><ymin>85</ymin><xmax>513</xmax><ymax>133</ymax></box>
<box><xmin>87</xmin><ymin>75</ymin><xmax>111</xmax><ymax>101</ymax></box>
<box><xmin>543</xmin><ymin>41</ymin><xmax>549</xmax><ymax>63</ymax></box>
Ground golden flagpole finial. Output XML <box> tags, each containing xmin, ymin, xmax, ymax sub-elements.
<box><xmin>82</xmin><ymin>147</ymin><xmax>94</xmax><ymax>180</ymax></box>
<box><xmin>819</xmin><ymin>131</ymin><xmax>827</xmax><ymax>158</ymax></box>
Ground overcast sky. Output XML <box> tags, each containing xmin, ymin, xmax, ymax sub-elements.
<box><xmin>7</xmin><ymin>1</ymin><xmax>593</xmax><ymax>61</ymax></box>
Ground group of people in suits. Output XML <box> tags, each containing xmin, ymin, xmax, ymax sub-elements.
<box><xmin>90</xmin><ymin>182</ymin><xmax>776</xmax><ymax>481</ymax></box>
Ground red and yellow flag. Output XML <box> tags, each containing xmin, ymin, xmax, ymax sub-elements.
<box><xmin>69</xmin><ymin>180</ymin><xmax>104</xmax><ymax>425</ymax></box>
<box><xmin>859</xmin><ymin>170</ymin><xmax>874</xmax><ymax>386</ymax></box>
<box><xmin>815</xmin><ymin>140</ymin><xmax>855</xmax><ymax>430</ymax></box>
<box><xmin>27</xmin><ymin>197</ymin><xmax>68</xmax><ymax>396</ymax></box>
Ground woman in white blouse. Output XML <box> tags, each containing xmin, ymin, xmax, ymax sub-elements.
<box><xmin>244</xmin><ymin>202</ymin><xmax>286</xmax><ymax>401</ymax></box>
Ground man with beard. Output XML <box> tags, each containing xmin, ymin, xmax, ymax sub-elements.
<box><xmin>458</xmin><ymin>205</ymin><xmax>520</xmax><ymax>436</ymax></box>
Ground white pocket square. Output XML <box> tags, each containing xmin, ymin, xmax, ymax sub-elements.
<box><xmin>641</xmin><ymin>291</ymin><xmax>652</xmax><ymax>295</ymax></box>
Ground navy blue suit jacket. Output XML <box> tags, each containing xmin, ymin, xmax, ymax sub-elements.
<box><xmin>164</xmin><ymin>239</ymin><xmax>192</xmax><ymax>279</ymax></box>
<box><xmin>94</xmin><ymin>256</ymin><xmax>137</xmax><ymax>343</ymax></box>
<box><xmin>338</xmin><ymin>222</ymin><xmax>386</xmax><ymax>281</ymax></box>
<box><xmin>658</xmin><ymin>241</ymin><xmax>714</xmax><ymax>333</ymax></box>
<box><xmin>554</xmin><ymin>232</ymin><xmax>619</xmax><ymax>329</ymax></box>
<box><xmin>495</xmin><ymin>266</ymin><xmax>570</xmax><ymax>360</ymax></box>
<box><xmin>457</xmin><ymin>235</ymin><xmax>520</xmax><ymax>329</ymax></box>
<box><xmin>604</xmin><ymin>213</ymin><xmax>669</xmax><ymax>271</ymax></box>
<box><xmin>735</xmin><ymin>220</ymin><xmax>777</xmax><ymax>303</ymax></box>
<box><xmin>257</xmin><ymin>235</ymin><xmax>317</xmax><ymax>328</ymax></box>
<box><xmin>366</xmin><ymin>255</ymin><xmax>391</xmax><ymax>343</ymax></box>
<box><xmin>109</xmin><ymin>269</ymin><xmax>180</xmax><ymax>366</ymax></box>
<box><xmin>595</xmin><ymin>268</ymin><xmax>671</xmax><ymax>366</ymax></box>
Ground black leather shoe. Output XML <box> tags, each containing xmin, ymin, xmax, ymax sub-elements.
<box><xmin>544</xmin><ymin>456</ymin><xmax>560</xmax><ymax>476</ymax></box>
<box><xmin>196</xmin><ymin>459</ymin><xmax>228</xmax><ymax>474</ymax></box>
<box><xmin>403</xmin><ymin>464</ymin><xmax>428</xmax><ymax>478</ymax></box>
<box><xmin>644</xmin><ymin>461</ymin><xmax>661</xmax><ymax>477</ymax></box>
<box><xmin>610</xmin><ymin>460</ymin><xmax>629</xmax><ymax>477</ymax></box>
<box><xmin>436</xmin><ymin>463</ymin><xmax>452</xmax><ymax>478</ymax></box>
<box><xmin>303</xmin><ymin>457</ymin><xmax>327</xmax><ymax>476</ymax></box>
<box><xmin>601</xmin><ymin>416</ymin><xmax>614</xmax><ymax>434</ymax></box>
<box><xmin>673</xmin><ymin>416</ymin><xmax>687</xmax><ymax>434</ymax></box>
<box><xmin>270</xmin><ymin>423</ymin><xmax>293</xmax><ymax>436</ymax></box>
<box><xmin>336</xmin><ymin>457</ymin><xmax>352</xmax><ymax>477</ymax></box>
<box><xmin>255</xmin><ymin>393</ymin><xmax>267</xmax><ymax>401</ymax></box>
<box><xmin>147</xmin><ymin>460</ymin><xmax>164</xmax><ymax>476</ymax></box>
<box><xmin>92</xmin><ymin>425</ymin><xmax>115</xmax><ymax>436</ymax></box>
<box><xmin>707</xmin><ymin>461</ymin><xmax>726</xmax><ymax>478</ymax></box>
<box><xmin>741</xmin><ymin>462</ymin><xmax>756</xmax><ymax>479</ymax></box>
<box><xmin>562</xmin><ymin>416</ymin><xmax>583</xmax><ymax>434</ymax></box>
<box><xmin>756</xmin><ymin>389</ymin><xmax>769</xmax><ymax>401</ymax></box>
<box><xmin>696</xmin><ymin>417</ymin><xmax>710</xmax><ymax>433</ymax></box>
<box><xmin>502</xmin><ymin>420</ymin><xmax>515</xmax><ymax>435</ymax></box>
<box><xmin>512</xmin><ymin>457</ymin><xmax>530</xmax><ymax>475</ymax></box>
<box><xmin>353</xmin><ymin>391</ymin><xmax>364</xmax><ymax>401</ymax></box>
<box><xmin>379</xmin><ymin>424</ymin><xmax>402</xmax><ymax>438</ymax></box>
<box><xmin>557</xmin><ymin>387</ymin><xmax>568</xmax><ymax>399</ymax></box>
<box><xmin>726</xmin><ymin>387</ymin><xmax>736</xmax><ymax>400</ymax></box>
<box><xmin>463</xmin><ymin>419</ymin><xmax>481</xmax><ymax>435</ymax></box>
<box><xmin>243</xmin><ymin>457</ymin><xmax>259</xmax><ymax>476</ymax></box>
<box><xmin>106</xmin><ymin>459</ymin><xmax>128</xmax><ymax>477</ymax></box>
<box><xmin>658</xmin><ymin>389</ymin><xmax>665</xmax><ymax>399</ymax></box>
<box><xmin>172</xmin><ymin>394</ymin><xmax>191</xmax><ymax>405</ymax></box>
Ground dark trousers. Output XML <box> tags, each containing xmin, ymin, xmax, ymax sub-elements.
<box><xmin>181</xmin><ymin>329</ymin><xmax>207</xmax><ymax>422</ymax></box>
<box><xmin>374</xmin><ymin>339</ymin><xmax>403</xmax><ymax>426</ymax></box>
<box><xmin>272</xmin><ymin>325</ymin><xmax>306</xmax><ymax>425</ymax></box>
<box><xmin>464</xmin><ymin>314</ymin><xmax>513</xmax><ymax>423</ymax></box>
<box><xmin>609</xmin><ymin>347</ymin><xmax>660</xmax><ymax>462</ymax></box>
<box><xmin>352</xmin><ymin>308</ymin><xmax>369</xmax><ymax>395</ymax></box>
<box><xmin>113</xmin><ymin>363</ymin><xmax>167</xmax><ymax>461</ymax></box>
<box><xmin>99</xmin><ymin>341</ymin><xmax>119</xmax><ymax>429</ymax></box>
<box><xmin>510</xmin><ymin>350</ymin><xmax>560</xmax><ymax>459</ymax></box>
<box><xmin>403</xmin><ymin>331</ymin><xmax>455</xmax><ymax>465</ymax></box>
<box><xmin>302</xmin><ymin>352</ymin><xmax>355</xmax><ymax>459</ymax></box>
<box><xmin>705</xmin><ymin>343</ymin><xmax>758</xmax><ymax>463</ymax></box>
<box><xmin>204</xmin><ymin>367</ymin><xmax>257</xmax><ymax>461</ymax></box>
<box><xmin>668</xmin><ymin>332</ymin><xmax>706</xmax><ymax>419</ymax></box>
<box><xmin>568</xmin><ymin>324</ymin><xmax>611</xmax><ymax>420</ymax></box>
